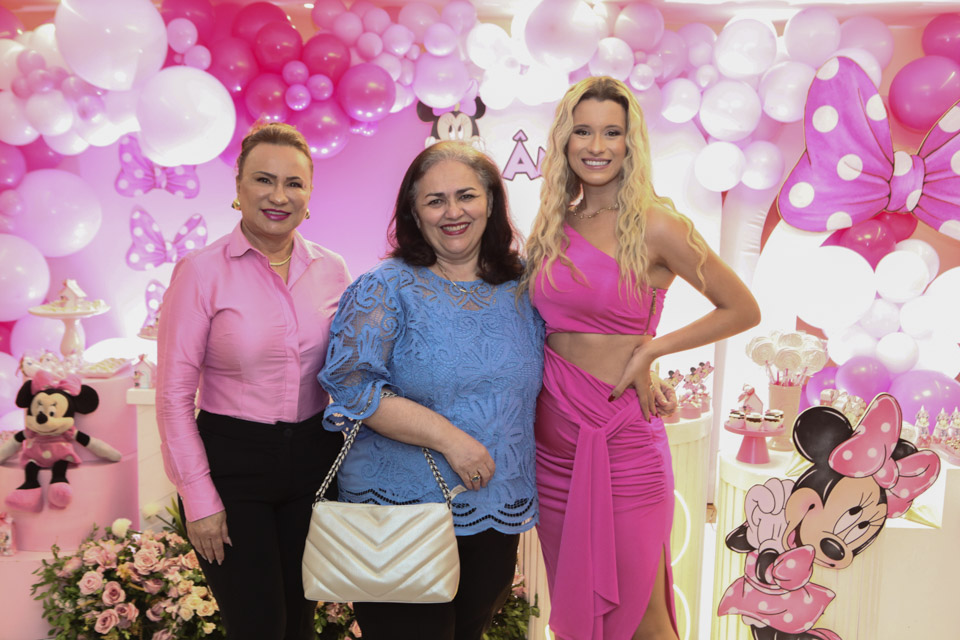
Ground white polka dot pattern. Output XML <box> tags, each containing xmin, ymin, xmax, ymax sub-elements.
<box><xmin>126</xmin><ymin>208</ymin><xmax>209</xmax><ymax>271</ymax></box>
<box><xmin>115</xmin><ymin>135</ymin><xmax>201</xmax><ymax>199</ymax></box>
<box><xmin>812</xmin><ymin>105</ymin><xmax>838</xmax><ymax>132</ymax></box>
<box><xmin>837</xmin><ymin>154</ymin><xmax>862</xmax><ymax>181</ymax></box>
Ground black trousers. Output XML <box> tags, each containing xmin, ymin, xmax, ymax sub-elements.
<box><xmin>353</xmin><ymin>528</ymin><xmax>520</xmax><ymax>640</ymax></box>
<box><xmin>183</xmin><ymin>410</ymin><xmax>341</xmax><ymax>640</ymax></box>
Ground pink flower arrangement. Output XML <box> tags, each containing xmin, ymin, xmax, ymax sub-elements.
<box><xmin>32</xmin><ymin>520</ymin><xmax>223</xmax><ymax>640</ymax></box>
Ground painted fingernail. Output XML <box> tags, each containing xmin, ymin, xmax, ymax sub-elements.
<box><xmin>607</xmin><ymin>394</ymin><xmax>615</xmax><ymax>402</ymax></box>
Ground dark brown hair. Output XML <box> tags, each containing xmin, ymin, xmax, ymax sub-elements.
<box><xmin>236</xmin><ymin>122</ymin><xmax>313</xmax><ymax>180</ymax></box>
<box><xmin>388</xmin><ymin>141</ymin><xmax>522</xmax><ymax>284</ymax></box>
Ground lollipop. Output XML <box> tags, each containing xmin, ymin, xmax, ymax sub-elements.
<box><xmin>777</xmin><ymin>331</ymin><xmax>805</xmax><ymax>348</ymax></box>
<box><xmin>801</xmin><ymin>348</ymin><xmax>827</xmax><ymax>373</ymax></box>
<box><xmin>749</xmin><ymin>338</ymin><xmax>776</xmax><ymax>366</ymax></box>
<box><xmin>773</xmin><ymin>347</ymin><xmax>803</xmax><ymax>379</ymax></box>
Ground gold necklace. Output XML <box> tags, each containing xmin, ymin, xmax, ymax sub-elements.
<box><xmin>269</xmin><ymin>254</ymin><xmax>292</xmax><ymax>267</ymax></box>
<box><xmin>570</xmin><ymin>201</ymin><xmax>620</xmax><ymax>220</ymax></box>
<box><xmin>435</xmin><ymin>261</ymin><xmax>477</xmax><ymax>294</ymax></box>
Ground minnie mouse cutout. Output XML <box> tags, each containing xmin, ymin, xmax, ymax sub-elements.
<box><xmin>417</xmin><ymin>81</ymin><xmax>486</xmax><ymax>150</ymax></box>
<box><xmin>0</xmin><ymin>372</ymin><xmax>121</xmax><ymax>512</ymax></box>
<box><xmin>718</xmin><ymin>393</ymin><xmax>940</xmax><ymax>640</ymax></box>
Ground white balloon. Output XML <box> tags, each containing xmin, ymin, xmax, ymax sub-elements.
<box><xmin>924</xmin><ymin>286</ymin><xmax>960</xmax><ymax>344</ymax></box>
<box><xmin>915</xmin><ymin>337</ymin><xmax>960</xmax><ymax>378</ymax></box>
<box><xmin>741</xmin><ymin>140</ymin><xmax>784</xmax><ymax>190</ymax></box>
<box><xmin>136</xmin><ymin>67</ymin><xmax>234</xmax><ymax>166</ymax></box>
<box><xmin>875</xmin><ymin>332</ymin><xmax>919</xmax><ymax>374</ymax></box>
<box><xmin>25</xmin><ymin>91</ymin><xmax>74</xmax><ymax>137</ymax></box>
<box><xmin>660</xmin><ymin>78</ymin><xmax>700</xmax><ymax>123</ymax></box>
<box><xmin>694</xmin><ymin>141</ymin><xmax>744</xmax><ymax>192</ymax></box>
<box><xmin>713</xmin><ymin>19</ymin><xmax>776</xmax><ymax>79</ymax></box>
<box><xmin>699</xmin><ymin>80</ymin><xmax>761</xmax><ymax>141</ymax></box>
<box><xmin>465</xmin><ymin>23</ymin><xmax>511</xmax><ymax>70</ymax></box>
<box><xmin>54</xmin><ymin>0</ymin><xmax>168</xmax><ymax>91</ymax></box>
<box><xmin>832</xmin><ymin>49</ymin><xmax>881</xmax><ymax>88</ymax></box>
<box><xmin>31</xmin><ymin>23</ymin><xmax>67</xmax><ymax>70</ymax></box>
<box><xmin>42</xmin><ymin>129</ymin><xmax>90</xmax><ymax>156</ymax></box>
<box><xmin>0</xmin><ymin>39</ymin><xmax>25</xmax><ymax>91</ymax></box>
<box><xmin>895</xmin><ymin>238</ymin><xmax>940</xmax><ymax>284</ymax></box>
<box><xmin>517</xmin><ymin>64</ymin><xmax>568</xmax><ymax>106</ymax></box>
<box><xmin>874</xmin><ymin>250</ymin><xmax>929</xmax><ymax>303</ymax></box>
<box><xmin>693</xmin><ymin>64</ymin><xmax>719</xmax><ymax>90</ymax></box>
<box><xmin>796</xmin><ymin>246</ymin><xmax>876</xmax><ymax>330</ymax></box>
<box><xmin>827</xmin><ymin>325</ymin><xmax>878</xmax><ymax>366</ymax></box>
<box><xmin>758</xmin><ymin>61</ymin><xmax>816</xmax><ymax>123</ymax></box>
<box><xmin>588</xmin><ymin>37</ymin><xmax>634</xmax><ymax>80</ymax></box>
<box><xmin>784</xmin><ymin>8</ymin><xmax>841</xmax><ymax>69</ymax></box>
<box><xmin>858</xmin><ymin>297</ymin><xmax>901</xmax><ymax>339</ymax></box>
<box><xmin>0</xmin><ymin>92</ymin><xmax>40</xmax><ymax>145</ymax></box>
<box><xmin>925</xmin><ymin>266</ymin><xmax>960</xmax><ymax>299</ymax></box>
<box><xmin>479</xmin><ymin>67</ymin><xmax>520</xmax><ymax>111</ymax></box>
<box><xmin>631</xmin><ymin>83</ymin><xmax>662</xmax><ymax>122</ymax></box>
<box><xmin>899</xmin><ymin>295</ymin><xmax>938</xmax><ymax>339</ymax></box>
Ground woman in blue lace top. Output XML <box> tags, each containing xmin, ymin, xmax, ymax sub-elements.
<box><xmin>318</xmin><ymin>141</ymin><xmax>544</xmax><ymax>640</ymax></box>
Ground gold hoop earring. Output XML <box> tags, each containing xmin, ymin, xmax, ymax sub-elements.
<box><xmin>231</xmin><ymin>198</ymin><xmax>240</xmax><ymax>210</ymax></box>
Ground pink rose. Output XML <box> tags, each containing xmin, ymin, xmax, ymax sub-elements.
<box><xmin>78</xmin><ymin>570</ymin><xmax>103</xmax><ymax>595</ymax></box>
<box><xmin>94</xmin><ymin>609</ymin><xmax>120</xmax><ymax>634</ymax></box>
<box><xmin>101</xmin><ymin>580</ymin><xmax>126</xmax><ymax>606</ymax></box>
<box><xmin>151</xmin><ymin>630</ymin><xmax>174</xmax><ymax>640</ymax></box>
<box><xmin>142</xmin><ymin>539</ymin><xmax>166</xmax><ymax>556</ymax></box>
<box><xmin>146</xmin><ymin>602</ymin><xmax>166</xmax><ymax>623</ymax></box>
<box><xmin>82</xmin><ymin>546</ymin><xmax>109</xmax><ymax>567</ymax></box>
<box><xmin>133</xmin><ymin>547</ymin><xmax>160</xmax><ymax>575</ymax></box>
<box><xmin>57</xmin><ymin>556</ymin><xmax>83</xmax><ymax>577</ymax></box>
<box><xmin>180</xmin><ymin>550</ymin><xmax>200</xmax><ymax>570</ymax></box>
<box><xmin>115</xmin><ymin>602</ymin><xmax>139</xmax><ymax>622</ymax></box>
<box><xmin>143</xmin><ymin>578</ymin><xmax>164</xmax><ymax>595</ymax></box>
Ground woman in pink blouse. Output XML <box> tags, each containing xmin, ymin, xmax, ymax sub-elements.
<box><xmin>156</xmin><ymin>123</ymin><xmax>350</xmax><ymax>640</ymax></box>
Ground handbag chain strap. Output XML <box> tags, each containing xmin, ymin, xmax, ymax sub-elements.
<box><xmin>314</xmin><ymin>414</ymin><xmax>455</xmax><ymax>510</ymax></box>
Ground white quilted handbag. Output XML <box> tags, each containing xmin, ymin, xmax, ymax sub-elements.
<box><xmin>302</xmin><ymin>419</ymin><xmax>461</xmax><ymax>603</ymax></box>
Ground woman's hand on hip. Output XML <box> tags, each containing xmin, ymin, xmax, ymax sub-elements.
<box><xmin>441</xmin><ymin>430</ymin><xmax>495</xmax><ymax>491</ymax></box>
<box><xmin>185</xmin><ymin>510</ymin><xmax>232</xmax><ymax>565</ymax></box>
<box><xmin>609</xmin><ymin>347</ymin><xmax>657</xmax><ymax>421</ymax></box>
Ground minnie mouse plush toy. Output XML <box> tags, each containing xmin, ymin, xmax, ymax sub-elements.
<box><xmin>0</xmin><ymin>372</ymin><xmax>121</xmax><ymax>512</ymax></box>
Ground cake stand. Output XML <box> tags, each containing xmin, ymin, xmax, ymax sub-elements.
<box><xmin>28</xmin><ymin>302</ymin><xmax>109</xmax><ymax>359</ymax></box>
<box><xmin>724</xmin><ymin>421</ymin><xmax>786</xmax><ymax>465</ymax></box>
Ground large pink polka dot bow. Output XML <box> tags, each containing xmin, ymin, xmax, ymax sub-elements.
<box><xmin>777</xmin><ymin>56</ymin><xmax>960</xmax><ymax>241</ymax></box>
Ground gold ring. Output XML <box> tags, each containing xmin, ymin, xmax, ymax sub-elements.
<box><xmin>471</xmin><ymin>474</ymin><xmax>481</xmax><ymax>482</ymax></box>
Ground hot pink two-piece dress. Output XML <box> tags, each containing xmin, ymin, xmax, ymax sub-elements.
<box><xmin>531</xmin><ymin>224</ymin><xmax>677</xmax><ymax>640</ymax></box>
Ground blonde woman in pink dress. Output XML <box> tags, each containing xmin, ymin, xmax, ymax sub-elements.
<box><xmin>522</xmin><ymin>76</ymin><xmax>761</xmax><ymax>640</ymax></box>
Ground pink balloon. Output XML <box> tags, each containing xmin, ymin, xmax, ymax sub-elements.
<box><xmin>412</xmin><ymin>53</ymin><xmax>470</xmax><ymax>110</ymax></box>
<box><xmin>441</xmin><ymin>0</ymin><xmax>477</xmax><ymax>34</ymax></box>
<box><xmin>302</xmin><ymin>33</ymin><xmax>350</xmax><ymax>83</ymax></box>
<box><xmin>208</xmin><ymin>37</ymin><xmax>259</xmax><ymax>95</ymax></box>
<box><xmin>840</xmin><ymin>16</ymin><xmax>894</xmax><ymax>69</ymax></box>
<box><xmin>232</xmin><ymin>2</ymin><xmax>288</xmax><ymax>44</ymax></box>
<box><xmin>289</xmin><ymin>99</ymin><xmax>350</xmax><ymax>159</ymax></box>
<box><xmin>26</xmin><ymin>69</ymin><xmax>55</xmax><ymax>94</ymax></box>
<box><xmin>349</xmin><ymin>1</ymin><xmax>375</xmax><ymax>19</ymax></box>
<box><xmin>873</xmin><ymin>211</ymin><xmax>917</xmax><ymax>241</ymax></box>
<box><xmin>922</xmin><ymin>13</ymin><xmax>960</xmax><ymax>65</ymax></box>
<box><xmin>209</xmin><ymin>2</ymin><xmax>242</xmax><ymax>43</ymax></box>
<box><xmin>161</xmin><ymin>0</ymin><xmax>216</xmax><ymax>44</ymax></box>
<box><xmin>889</xmin><ymin>55</ymin><xmax>960</xmax><ymax>132</ymax></box>
<box><xmin>356</xmin><ymin>32</ymin><xmax>384</xmax><ymax>60</ymax></box>
<box><xmin>285</xmin><ymin>83</ymin><xmax>311</xmax><ymax>111</ymax></box>
<box><xmin>60</xmin><ymin>75</ymin><xmax>98</xmax><ymax>102</ymax></box>
<box><xmin>336</xmin><ymin>63</ymin><xmax>395</xmax><ymax>122</ymax></box>
<box><xmin>244</xmin><ymin>73</ymin><xmax>288</xmax><ymax>122</ymax></box>
<box><xmin>11</xmin><ymin>77</ymin><xmax>32</xmax><ymax>100</ymax></box>
<box><xmin>0</xmin><ymin>234</ymin><xmax>49</xmax><ymax>322</ymax></box>
<box><xmin>332</xmin><ymin>12</ymin><xmax>363</xmax><ymax>46</ymax></box>
<box><xmin>398</xmin><ymin>2</ymin><xmax>440</xmax><ymax>44</ymax></box>
<box><xmin>0</xmin><ymin>321</ymin><xmax>12</xmax><ymax>354</ymax></box>
<box><xmin>837</xmin><ymin>219</ymin><xmax>895</xmax><ymax>268</ymax></box>
<box><xmin>0</xmin><ymin>352</ymin><xmax>20</xmax><ymax>414</ymax></box>
<box><xmin>219</xmin><ymin>98</ymin><xmax>253</xmax><ymax>167</ymax></box>
<box><xmin>19</xmin><ymin>138</ymin><xmax>62</xmax><ymax>170</ymax></box>
<box><xmin>76</xmin><ymin>95</ymin><xmax>106</xmax><ymax>121</ymax></box>
<box><xmin>307</xmin><ymin>74</ymin><xmax>334</xmax><ymax>101</ymax></box>
<box><xmin>10</xmin><ymin>314</ymin><xmax>64</xmax><ymax>360</ymax></box>
<box><xmin>836</xmin><ymin>355</ymin><xmax>892</xmax><ymax>400</ymax></box>
<box><xmin>9</xmin><ymin>169</ymin><xmax>101</xmax><ymax>257</ymax></box>
<box><xmin>424</xmin><ymin>23</ymin><xmax>458</xmax><ymax>57</ymax></box>
<box><xmin>184</xmin><ymin>44</ymin><xmax>211</xmax><ymax>70</ymax></box>
<box><xmin>889</xmin><ymin>369</ymin><xmax>960</xmax><ymax>423</ymax></box>
<box><xmin>253</xmin><ymin>21</ymin><xmax>302</xmax><ymax>73</ymax></box>
<box><xmin>167</xmin><ymin>17</ymin><xmax>199</xmax><ymax>54</ymax></box>
<box><xmin>350</xmin><ymin>119</ymin><xmax>378</xmax><ymax>136</ymax></box>
<box><xmin>0</xmin><ymin>142</ymin><xmax>26</xmax><ymax>189</ymax></box>
<box><xmin>363</xmin><ymin>8</ymin><xmax>391</xmax><ymax>35</ymax></box>
<box><xmin>804</xmin><ymin>365</ymin><xmax>838</xmax><ymax>406</ymax></box>
<box><xmin>0</xmin><ymin>6</ymin><xmax>24</xmax><ymax>40</ymax></box>
<box><xmin>614</xmin><ymin>3</ymin><xmax>664</xmax><ymax>52</ymax></box>
<box><xmin>311</xmin><ymin>0</ymin><xmax>346</xmax><ymax>31</ymax></box>
<box><xmin>0</xmin><ymin>189</ymin><xmax>23</xmax><ymax>220</ymax></box>
<box><xmin>382</xmin><ymin>24</ymin><xmax>415</xmax><ymax>57</ymax></box>
<box><xmin>282</xmin><ymin>60</ymin><xmax>309</xmax><ymax>85</ymax></box>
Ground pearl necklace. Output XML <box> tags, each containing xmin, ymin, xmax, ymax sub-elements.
<box><xmin>436</xmin><ymin>261</ymin><xmax>477</xmax><ymax>294</ymax></box>
<box><xmin>570</xmin><ymin>201</ymin><xmax>620</xmax><ymax>220</ymax></box>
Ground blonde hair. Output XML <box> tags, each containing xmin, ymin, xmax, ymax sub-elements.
<box><xmin>521</xmin><ymin>76</ymin><xmax>707</xmax><ymax>298</ymax></box>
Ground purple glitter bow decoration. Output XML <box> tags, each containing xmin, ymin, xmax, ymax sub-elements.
<box><xmin>778</xmin><ymin>56</ymin><xmax>960</xmax><ymax>240</ymax></box>
<box><xmin>126</xmin><ymin>206</ymin><xmax>207</xmax><ymax>271</ymax></box>
<box><xmin>115</xmin><ymin>135</ymin><xmax>200</xmax><ymax>199</ymax></box>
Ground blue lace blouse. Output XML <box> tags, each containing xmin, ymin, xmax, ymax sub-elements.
<box><xmin>319</xmin><ymin>258</ymin><xmax>544</xmax><ymax>535</ymax></box>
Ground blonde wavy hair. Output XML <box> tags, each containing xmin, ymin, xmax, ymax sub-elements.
<box><xmin>520</xmin><ymin>76</ymin><xmax>707</xmax><ymax>299</ymax></box>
